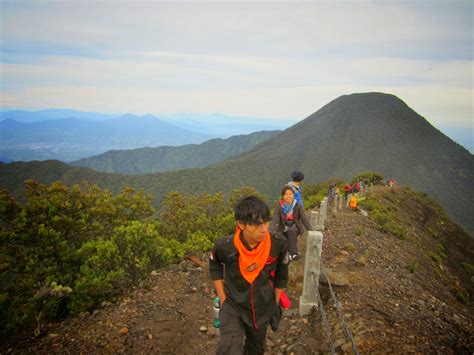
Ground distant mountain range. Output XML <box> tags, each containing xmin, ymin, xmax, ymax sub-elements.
<box><xmin>0</xmin><ymin>109</ymin><xmax>121</xmax><ymax>123</ymax></box>
<box><xmin>0</xmin><ymin>110</ymin><xmax>289</xmax><ymax>162</ymax></box>
<box><xmin>0</xmin><ymin>114</ymin><xmax>211</xmax><ymax>162</ymax></box>
<box><xmin>1</xmin><ymin>93</ymin><xmax>473</xmax><ymax>234</ymax></box>
<box><xmin>71</xmin><ymin>130</ymin><xmax>280</xmax><ymax>174</ymax></box>
<box><xmin>158</xmin><ymin>113</ymin><xmax>289</xmax><ymax>137</ymax></box>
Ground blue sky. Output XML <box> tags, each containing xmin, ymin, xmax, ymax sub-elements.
<box><xmin>0</xmin><ymin>0</ymin><xmax>472</xmax><ymax>149</ymax></box>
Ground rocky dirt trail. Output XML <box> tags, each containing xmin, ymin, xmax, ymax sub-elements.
<box><xmin>4</xmin><ymin>190</ymin><xmax>474</xmax><ymax>354</ymax></box>
<box><xmin>321</xmin><ymin>210</ymin><xmax>473</xmax><ymax>353</ymax></box>
<box><xmin>6</xmin><ymin>255</ymin><xmax>322</xmax><ymax>355</ymax></box>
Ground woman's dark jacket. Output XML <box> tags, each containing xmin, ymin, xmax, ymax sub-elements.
<box><xmin>270</xmin><ymin>201</ymin><xmax>314</xmax><ymax>234</ymax></box>
<box><xmin>209</xmin><ymin>231</ymin><xmax>288</xmax><ymax>329</ymax></box>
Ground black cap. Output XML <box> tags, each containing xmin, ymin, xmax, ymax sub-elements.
<box><xmin>291</xmin><ymin>171</ymin><xmax>304</xmax><ymax>182</ymax></box>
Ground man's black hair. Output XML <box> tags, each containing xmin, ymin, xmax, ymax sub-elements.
<box><xmin>234</xmin><ymin>196</ymin><xmax>271</xmax><ymax>225</ymax></box>
<box><xmin>291</xmin><ymin>171</ymin><xmax>304</xmax><ymax>182</ymax></box>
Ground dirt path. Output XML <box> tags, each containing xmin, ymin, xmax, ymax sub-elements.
<box><xmin>7</xmin><ymin>253</ymin><xmax>323</xmax><ymax>355</ymax></box>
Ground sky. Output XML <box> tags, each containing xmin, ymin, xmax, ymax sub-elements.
<box><xmin>0</xmin><ymin>0</ymin><xmax>473</xmax><ymax>149</ymax></box>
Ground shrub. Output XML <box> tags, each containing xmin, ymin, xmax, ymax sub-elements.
<box><xmin>228</xmin><ymin>186</ymin><xmax>268</xmax><ymax>209</ymax></box>
<box><xmin>183</xmin><ymin>231</ymin><xmax>215</xmax><ymax>254</ymax></box>
<box><xmin>303</xmin><ymin>179</ymin><xmax>343</xmax><ymax>209</ymax></box>
<box><xmin>407</xmin><ymin>260</ymin><xmax>419</xmax><ymax>273</ymax></box>
<box><xmin>71</xmin><ymin>238</ymin><xmax>126</xmax><ymax>313</ymax></box>
<box><xmin>380</xmin><ymin>220</ymin><xmax>407</xmax><ymax>240</ymax></box>
<box><xmin>461</xmin><ymin>262</ymin><xmax>474</xmax><ymax>276</ymax></box>
<box><xmin>359</xmin><ymin>196</ymin><xmax>406</xmax><ymax>239</ymax></box>
<box><xmin>0</xmin><ymin>181</ymin><xmax>156</xmax><ymax>337</ymax></box>
<box><xmin>427</xmin><ymin>251</ymin><xmax>442</xmax><ymax>264</ymax></box>
<box><xmin>0</xmin><ymin>181</ymin><xmax>258</xmax><ymax>339</ymax></box>
<box><xmin>159</xmin><ymin>191</ymin><xmax>233</xmax><ymax>243</ymax></box>
<box><xmin>344</xmin><ymin>243</ymin><xmax>356</xmax><ymax>252</ymax></box>
<box><xmin>111</xmin><ymin>222</ymin><xmax>180</xmax><ymax>279</ymax></box>
<box><xmin>351</xmin><ymin>172</ymin><xmax>385</xmax><ymax>184</ymax></box>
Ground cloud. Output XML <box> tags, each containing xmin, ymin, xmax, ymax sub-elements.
<box><xmin>2</xmin><ymin>2</ymin><xmax>471</xmax><ymax>60</ymax></box>
<box><xmin>0</xmin><ymin>0</ymin><xmax>472</xmax><ymax>134</ymax></box>
<box><xmin>3</xmin><ymin>47</ymin><xmax>471</xmax><ymax>88</ymax></box>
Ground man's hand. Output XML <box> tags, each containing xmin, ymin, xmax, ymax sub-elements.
<box><xmin>213</xmin><ymin>279</ymin><xmax>226</xmax><ymax>306</ymax></box>
<box><xmin>275</xmin><ymin>287</ymin><xmax>283</xmax><ymax>304</ymax></box>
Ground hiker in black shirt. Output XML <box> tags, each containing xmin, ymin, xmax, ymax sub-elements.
<box><xmin>209</xmin><ymin>196</ymin><xmax>289</xmax><ymax>354</ymax></box>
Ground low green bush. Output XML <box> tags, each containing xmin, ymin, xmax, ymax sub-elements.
<box><xmin>351</xmin><ymin>172</ymin><xmax>385</xmax><ymax>184</ymax></box>
<box><xmin>0</xmin><ymin>181</ymin><xmax>240</xmax><ymax>338</ymax></box>
<box><xmin>344</xmin><ymin>243</ymin><xmax>356</xmax><ymax>252</ymax></box>
<box><xmin>359</xmin><ymin>196</ymin><xmax>406</xmax><ymax>239</ymax></box>
<box><xmin>427</xmin><ymin>251</ymin><xmax>442</xmax><ymax>264</ymax></box>
<box><xmin>406</xmin><ymin>259</ymin><xmax>419</xmax><ymax>273</ymax></box>
<box><xmin>303</xmin><ymin>179</ymin><xmax>343</xmax><ymax>209</ymax></box>
<box><xmin>461</xmin><ymin>262</ymin><xmax>474</xmax><ymax>276</ymax></box>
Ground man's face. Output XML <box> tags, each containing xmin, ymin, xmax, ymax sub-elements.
<box><xmin>237</xmin><ymin>220</ymin><xmax>269</xmax><ymax>245</ymax></box>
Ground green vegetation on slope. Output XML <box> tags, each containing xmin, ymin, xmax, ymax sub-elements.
<box><xmin>358</xmin><ymin>191</ymin><xmax>407</xmax><ymax>240</ymax></box>
<box><xmin>358</xmin><ymin>186</ymin><xmax>474</xmax><ymax>302</ymax></box>
<box><xmin>71</xmin><ymin>130</ymin><xmax>280</xmax><ymax>174</ymax></box>
<box><xmin>2</xmin><ymin>93</ymin><xmax>472</xmax><ymax>234</ymax></box>
<box><xmin>1</xmin><ymin>171</ymin><xmax>473</xmax><ymax>342</ymax></box>
<box><xmin>0</xmin><ymin>180</ymin><xmax>264</xmax><ymax>338</ymax></box>
<box><xmin>302</xmin><ymin>175</ymin><xmax>473</xmax><ymax>303</ymax></box>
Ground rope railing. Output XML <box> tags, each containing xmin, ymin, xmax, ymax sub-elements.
<box><xmin>320</xmin><ymin>260</ymin><xmax>360</xmax><ymax>355</ymax></box>
<box><xmin>312</xmin><ymin>272</ymin><xmax>336</xmax><ymax>354</ymax></box>
<box><xmin>302</xmin><ymin>204</ymin><xmax>360</xmax><ymax>354</ymax></box>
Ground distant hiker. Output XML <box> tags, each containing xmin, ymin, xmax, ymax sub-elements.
<box><xmin>270</xmin><ymin>186</ymin><xmax>314</xmax><ymax>261</ymax></box>
<box><xmin>327</xmin><ymin>183</ymin><xmax>337</xmax><ymax>211</ymax></box>
<box><xmin>388</xmin><ymin>179</ymin><xmax>396</xmax><ymax>188</ymax></box>
<box><xmin>287</xmin><ymin>170</ymin><xmax>305</xmax><ymax>206</ymax></box>
<box><xmin>343</xmin><ymin>184</ymin><xmax>351</xmax><ymax>198</ymax></box>
<box><xmin>209</xmin><ymin>196</ymin><xmax>289</xmax><ymax>355</ymax></box>
<box><xmin>350</xmin><ymin>194</ymin><xmax>358</xmax><ymax>210</ymax></box>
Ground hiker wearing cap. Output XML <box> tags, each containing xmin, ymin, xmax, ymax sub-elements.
<box><xmin>209</xmin><ymin>196</ymin><xmax>289</xmax><ymax>354</ymax></box>
<box><xmin>343</xmin><ymin>184</ymin><xmax>351</xmax><ymax>198</ymax></box>
<box><xmin>270</xmin><ymin>186</ymin><xmax>314</xmax><ymax>261</ymax></box>
<box><xmin>287</xmin><ymin>170</ymin><xmax>304</xmax><ymax>206</ymax></box>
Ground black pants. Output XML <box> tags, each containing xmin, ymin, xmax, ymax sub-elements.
<box><xmin>217</xmin><ymin>301</ymin><xmax>268</xmax><ymax>355</ymax></box>
<box><xmin>284</xmin><ymin>224</ymin><xmax>300</xmax><ymax>255</ymax></box>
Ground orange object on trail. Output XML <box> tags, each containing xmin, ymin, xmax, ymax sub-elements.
<box><xmin>349</xmin><ymin>195</ymin><xmax>358</xmax><ymax>209</ymax></box>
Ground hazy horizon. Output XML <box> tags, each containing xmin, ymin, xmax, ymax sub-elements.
<box><xmin>1</xmin><ymin>1</ymin><xmax>472</xmax><ymax>151</ymax></box>
<box><xmin>1</xmin><ymin>101</ymin><xmax>472</xmax><ymax>154</ymax></box>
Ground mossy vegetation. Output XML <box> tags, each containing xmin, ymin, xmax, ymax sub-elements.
<box><xmin>406</xmin><ymin>259</ymin><xmax>419</xmax><ymax>273</ymax></box>
<box><xmin>427</xmin><ymin>251</ymin><xmax>443</xmax><ymax>264</ymax></box>
<box><xmin>461</xmin><ymin>262</ymin><xmax>474</xmax><ymax>276</ymax></box>
<box><xmin>359</xmin><ymin>194</ymin><xmax>407</xmax><ymax>240</ymax></box>
<box><xmin>442</xmin><ymin>274</ymin><xmax>467</xmax><ymax>304</ymax></box>
<box><xmin>355</xmin><ymin>226</ymin><xmax>364</xmax><ymax>236</ymax></box>
<box><xmin>427</xmin><ymin>251</ymin><xmax>468</xmax><ymax>303</ymax></box>
<box><xmin>344</xmin><ymin>243</ymin><xmax>356</xmax><ymax>252</ymax></box>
